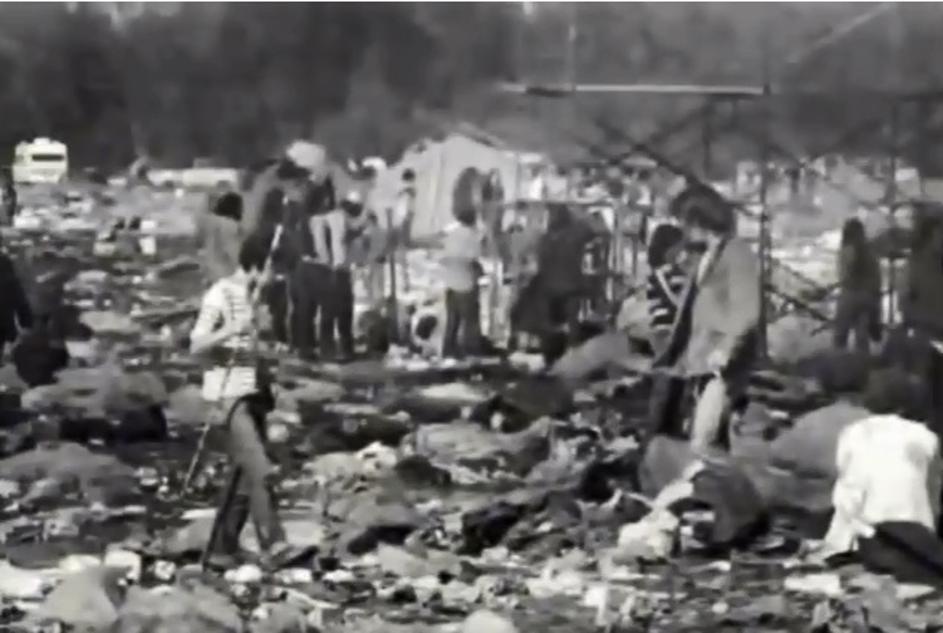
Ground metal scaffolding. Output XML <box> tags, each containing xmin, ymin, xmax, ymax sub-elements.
<box><xmin>497</xmin><ymin>77</ymin><xmax>943</xmax><ymax>357</ymax></box>
<box><xmin>498</xmin><ymin>4</ymin><xmax>943</xmax><ymax>357</ymax></box>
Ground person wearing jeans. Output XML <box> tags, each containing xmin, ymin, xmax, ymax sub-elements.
<box><xmin>189</xmin><ymin>236</ymin><xmax>300</xmax><ymax>570</ymax></box>
<box><xmin>440</xmin><ymin>206</ymin><xmax>483</xmax><ymax>359</ymax></box>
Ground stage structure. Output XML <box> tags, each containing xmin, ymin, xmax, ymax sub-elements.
<box><xmin>498</xmin><ymin>4</ymin><xmax>943</xmax><ymax>357</ymax></box>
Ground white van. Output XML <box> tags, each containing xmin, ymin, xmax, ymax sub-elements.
<box><xmin>12</xmin><ymin>138</ymin><xmax>69</xmax><ymax>184</ymax></box>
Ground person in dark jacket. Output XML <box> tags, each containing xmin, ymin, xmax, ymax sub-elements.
<box><xmin>1</xmin><ymin>170</ymin><xmax>17</xmax><ymax>226</ymax></box>
<box><xmin>0</xmin><ymin>242</ymin><xmax>33</xmax><ymax>359</ymax></box>
<box><xmin>834</xmin><ymin>217</ymin><xmax>882</xmax><ymax>354</ymax></box>
<box><xmin>537</xmin><ymin>203</ymin><xmax>595</xmax><ymax>346</ymax></box>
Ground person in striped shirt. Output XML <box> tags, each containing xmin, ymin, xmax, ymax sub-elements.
<box><xmin>645</xmin><ymin>222</ymin><xmax>687</xmax><ymax>358</ymax></box>
<box><xmin>189</xmin><ymin>235</ymin><xmax>300</xmax><ymax>570</ymax></box>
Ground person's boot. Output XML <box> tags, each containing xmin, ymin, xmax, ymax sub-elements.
<box><xmin>253</xmin><ymin>492</ymin><xmax>310</xmax><ymax>572</ymax></box>
<box><xmin>206</xmin><ymin>495</ymin><xmax>251</xmax><ymax>570</ymax></box>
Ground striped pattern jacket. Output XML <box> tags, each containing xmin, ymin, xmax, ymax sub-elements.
<box><xmin>190</xmin><ymin>277</ymin><xmax>257</xmax><ymax>402</ymax></box>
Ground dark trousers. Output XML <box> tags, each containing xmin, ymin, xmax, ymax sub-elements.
<box><xmin>834</xmin><ymin>296</ymin><xmax>877</xmax><ymax>355</ymax></box>
<box><xmin>218</xmin><ymin>394</ymin><xmax>285</xmax><ymax>553</ymax></box>
<box><xmin>548</xmin><ymin>292</ymin><xmax>582</xmax><ymax>346</ymax></box>
<box><xmin>648</xmin><ymin>375</ymin><xmax>689</xmax><ymax>439</ymax></box>
<box><xmin>443</xmin><ymin>287</ymin><xmax>481</xmax><ymax>358</ymax></box>
<box><xmin>321</xmin><ymin>268</ymin><xmax>354</xmax><ymax>358</ymax></box>
<box><xmin>290</xmin><ymin>261</ymin><xmax>331</xmax><ymax>356</ymax></box>
<box><xmin>265</xmin><ymin>277</ymin><xmax>289</xmax><ymax>344</ymax></box>
<box><xmin>926</xmin><ymin>343</ymin><xmax>943</xmax><ymax>445</ymax></box>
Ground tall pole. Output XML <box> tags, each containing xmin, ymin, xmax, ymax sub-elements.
<box><xmin>565</xmin><ymin>4</ymin><xmax>578</xmax><ymax>90</ymax></box>
<box><xmin>886</xmin><ymin>100</ymin><xmax>899</xmax><ymax>327</ymax></box>
<box><xmin>702</xmin><ymin>99</ymin><xmax>715</xmax><ymax>180</ymax></box>
<box><xmin>885</xmin><ymin>4</ymin><xmax>903</xmax><ymax>327</ymax></box>
<box><xmin>757</xmin><ymin>24</ymin><xmax>772</xmax><ymax>359</ymax></box>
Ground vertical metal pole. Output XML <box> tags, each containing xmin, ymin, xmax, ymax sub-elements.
<box><xmin>886</xmin><ymin>99</ymin><xmax>900</xmax><ymax>327</ymax></box>
<box><xmin>757</xmin><ymin>37</ymin><xmax>772</xmax><ymax>359</ymax></box>
<box><xmin>917</xmin><ymin>98</ymin><xmax>929</xmax><ymax>197</ymax></box>
<box><xmin>702</xmin><ymin>98</ymin><xmax>714</xmax><ymax>181</ymax></box>
<box><xmin>565</xmin><ymin>4</ymin><xmax>578</xmax><ymax>90</ymax></box>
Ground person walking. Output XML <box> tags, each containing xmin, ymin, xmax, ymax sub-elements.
<box><xmin>189</xmin><ymin>236</ymin><xmax>301</xmax><ymax>570</ymax></box>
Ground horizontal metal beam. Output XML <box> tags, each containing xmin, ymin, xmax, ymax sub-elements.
<box><xmin>498</xmin><ymin>81</ymin><xmax>943</xmax><ymax>101</ymax></box>
<box><xmin>497</xmin><ymin>81</ymin><xmax>766</xmax><ymax>98</ymax></box>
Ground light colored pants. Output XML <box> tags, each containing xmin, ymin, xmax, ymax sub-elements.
<box><xmin>550</xmin><ymin>330</ymin><xmax>633</xmax><ymax>384</ymax></box>
<box><xmin>220</xmin><ymin>396</ymin><xmax>284</xmax><ymax>550</ymax></box>
<box><xmin>688</xmin><ymin>376</ymin><xmax>730</xmax><ymax>455</ymax></box>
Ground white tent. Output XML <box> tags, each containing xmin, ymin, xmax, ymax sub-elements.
<box><xmin>369</xmin><ymin>129</ymin><xmax>544</xmax><ymax>240</ymax></box>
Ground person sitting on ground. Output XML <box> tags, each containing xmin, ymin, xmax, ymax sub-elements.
<box><xmin>835</xmin><ymin>217</ymin><xmax>882</xmax><ymax>355</ymax></box>
<box><xmin>665</xmin><ymin>183</ymin><xmax>760</xmax><ymax>454</ymax></box>
<box><xmin>189</xmin><ymin>235</ymin><xmax>302</xmax><ymax>570</ymax></box>
<box><xmin>440</xmin><ymin>206</ymin><xmax>484</xmax><ymax>359</ymax></box>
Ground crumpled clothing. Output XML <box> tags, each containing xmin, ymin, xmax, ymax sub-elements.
<box><xmin>823</xmin><ymin>414</ymin><xmax>942</xmax><ymax>556</ymax></box>
<box><xmin>691</xmin><ymin>461</ymin><xmax>767</xmax><ymax>546</ymax></box>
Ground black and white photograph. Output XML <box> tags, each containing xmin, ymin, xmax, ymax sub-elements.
<box><xmin>1</xmin><ymin>1</ymin><xmax>943</xmax><ymax>631</ymax></box>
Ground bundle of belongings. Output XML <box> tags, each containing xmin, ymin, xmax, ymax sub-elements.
<box><xmin>632</xmin><ymin>411</ymin><xmax>943</xmax><ymax>587</ymax></box>
<box><xmin>20</xmin><ymin>361</ymin><xmax>169</xmax><ymax>444</ymax></box>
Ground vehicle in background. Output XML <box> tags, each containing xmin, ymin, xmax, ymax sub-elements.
<box><xmin>12</xmin><ymin>138</ymin><xmax>69</xmax><ymax>184</ymax></box>
<box><xmin>147</xmin><ymin>157</ymin><xmax>239</xmax><ymax>190</ymax></box>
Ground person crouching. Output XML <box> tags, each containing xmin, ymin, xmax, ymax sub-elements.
<box><xmin>189</xmin><ymin>236</ymin><xmax>300</xmax><ymax>570</ymax></box>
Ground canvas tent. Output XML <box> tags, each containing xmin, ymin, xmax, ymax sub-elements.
<box><xmin>369</xmin><ymin>128</ymin><xmax>546</xmax><ymax>240</ymax></box>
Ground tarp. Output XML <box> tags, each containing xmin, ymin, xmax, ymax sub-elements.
<box><xmin>368</xmin><ymin>132</ymin><xmax>530</xmax><ymax>240</ymax></box>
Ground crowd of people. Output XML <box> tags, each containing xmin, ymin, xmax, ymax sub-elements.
<box><xmin>4</xmin><ymin>136</ymin><xmax>943</xmax><ymax>568</ymax></box>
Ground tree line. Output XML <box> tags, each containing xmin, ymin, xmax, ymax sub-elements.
<box><xmin>1</xmin><ymin>3</ymin><xmax>942</xmax><ymax>175</ymax></box>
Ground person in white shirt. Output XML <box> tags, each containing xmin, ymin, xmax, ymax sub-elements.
<box><xmin>189</xmin><ymin>236</ymin><xmax>300</xmax><ymax>570</ymax></box>
<box><xmin>391</xmin><ymin>169</ymin><xmax>416</xmax><ymax>293</ymax></box>
<box><xmin>440</xmin><ymin>206</ymin><xmax>484</xmax><ymax>358</ymax></box>
<box><xmin>309</xmin><ymin>191</ymin><xmax>366</xmax><ymax>361</ymax></box>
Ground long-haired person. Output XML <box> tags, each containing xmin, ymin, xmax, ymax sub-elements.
<box><xmin>666</xmin><ymin>184</ymin><xmax>760</xmax><ymax>454</ymax></box>
<box><xmin>834</xmin><ymin>217</ymin><xmax>882</xmax><ymax>354</ymax></box>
